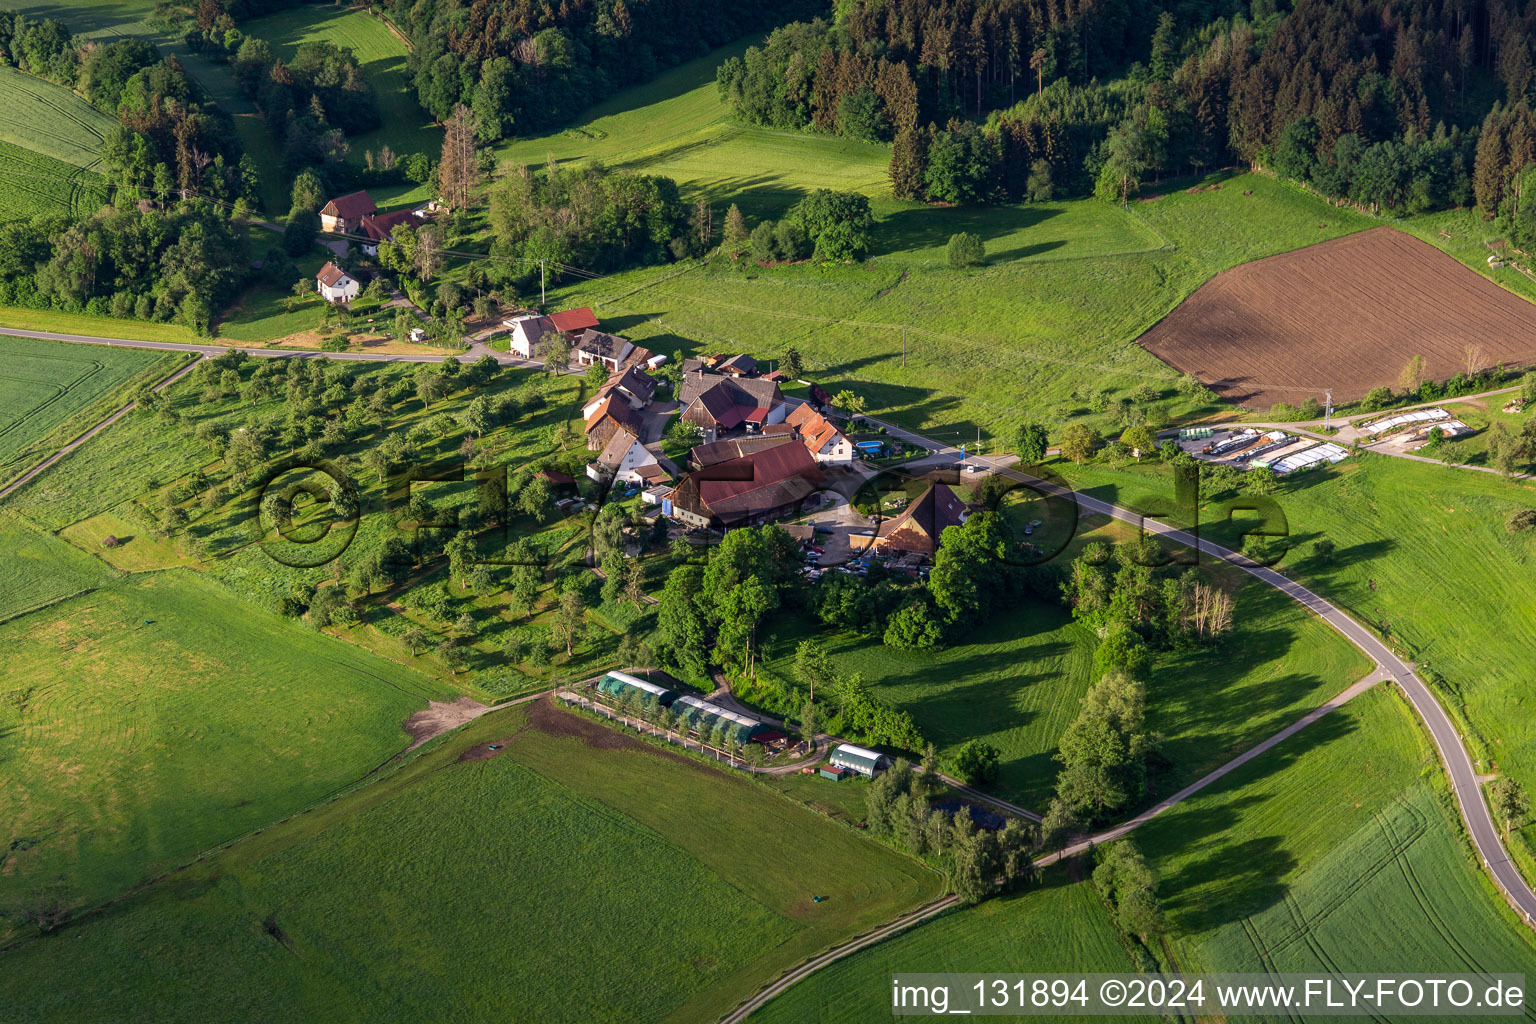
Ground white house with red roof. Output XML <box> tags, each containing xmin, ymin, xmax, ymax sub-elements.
<box><xmin>502</xmin><ymin>307</ymin><xmax>601</xmax><ymax>358</ymax></box>
<box><xmin>316</xmin><ymin>262</ymin><xmax>359</xmax><ymax>303</ymax></box>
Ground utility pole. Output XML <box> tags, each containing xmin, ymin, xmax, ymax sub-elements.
<box><xmin>1323</xmin><ymin>388</ymin><xmax>1334</xmax><ymax>432</ymax></box>
<box><xmin>540</xmin><ymin>260</ymin><xmax>546</xmax><ymax>307</ymax></box>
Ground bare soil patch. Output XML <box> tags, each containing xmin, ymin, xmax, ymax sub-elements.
<box><xmin>403</xmin><ymin>696</ymin><xmax>491</xmax><ymax>749</ymax></box>
<box><xmin>526</xmin><ymin>696</ymin><xmax>698</xmax><ymax>769</ymax></box>
<box><xmin>1137</xmin><ymin>227</ymin><xmax>1536</xmax><ymax>410</ymax></box>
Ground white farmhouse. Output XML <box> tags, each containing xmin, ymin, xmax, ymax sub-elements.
<box><xmin>316</xmin><ymin>262</ymin><xmax>359</xmax><ymax>304</ymax></box>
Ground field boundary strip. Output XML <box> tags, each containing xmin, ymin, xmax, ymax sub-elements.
<box><xmin>0</xmin><ymin>587</ymin><xmax>97</xmax><ymax>626</ymax></box>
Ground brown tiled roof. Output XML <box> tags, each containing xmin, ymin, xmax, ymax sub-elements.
<box><xmin>786</xmin><ymin>403</ymin><xmax>846</xmax><ymax>457</ymax></box>
<box><xmin>596</xmin><ymin>428</ymin><xmax>641</xmax><ymax>469</ymax></box>
<box><xmin>316</xmin><ymin>262</ymin><xmax>350</xmax><ymax>287</ymax></box>
<box><xmin>584</xmin><ymin>394</ymin><xmax>643</xmax><ymax>434</ymax></box>
<box><xmin>718</xmin><ymin>353</ymin><xmax>758</xmax><ymax>376</ymax></box>
<box><xmin>548</xmin><ymin>307</ymin><xmax>599</xmax><ymax>332</ymax></box>
<box><xmin>679</xmin><ymin>372</ymin><xmax>783</xmax><ymax>428</ymax></box>
<box><xmin>875</xmin><ymin>483</ymin><xmax>966</xmax><ymax>556</ymax></box>
<box><xmin>608</xmin><ymin>365</ymin><xmax>657</xmax><ymax>403</ymax></box>
<box><xmin>691</xmin><ymin>435</ymin><xmax>794</xmax><ymax>468</ymax></box>
<box><xmin>671</xmin><ymin>441</ymin><xmax>824</xmax><ymax>523</ymax></box>
<box><xmin>359</xmin><ymin>208</ymin><xmax>417</xmax><ymax>241</ymax></box>
<box><xmin>321</xmin><ymin>191</ymin><xmax>376</xmax><ymax>220</ymax></box>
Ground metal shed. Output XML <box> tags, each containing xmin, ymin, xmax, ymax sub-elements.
<box><xmin>672</xmin><ymin>695</ymin><xmax>767</xmax><ymax>745</ymax></box>
<box><xmin>597</xmin><ymin>671</ymin><xmax>678</xmax><ymax>707</ymax></box>
<box><xmin>830</xmin><ymin>743</ymin><xmax>890</xmax><ymax>777</ymax></box>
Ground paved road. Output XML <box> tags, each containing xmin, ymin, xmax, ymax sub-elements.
<box><xmin>0</xmin><ymin>325</ymin><xmax>515</xmax><ymax>367</ymax></box>
<box><xmin>1032</xmin><ymin>471</ymin><xmax>1536</xmax><ymax>925</ymax></box>
<box><xmin>857</xmin><ymin>409</ymin><xmax>1536</xmax><ymax>925</ymax></box>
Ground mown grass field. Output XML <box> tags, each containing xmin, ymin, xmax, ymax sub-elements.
<box><xmin>238</xmin><ymin>6</ymin><xmax>441</xmax><ymax>196</ymax></box>
<box><xmin>0</xmin><ymin>306</ymin><xmax>201</xmax><ymax>343</ymax></box>
<box><xmin>0</xmin><ymin>510</ymin><xmax>116</xmax><ymax>620</ymax></box>
<box><xmin>1128</xmin><ymin>683</ymin><xmax>1536</xmax><ymax>995</ymax></box>
<box><xmin>0</xmin><ymin>701</ymin><xmax>941</xmax><ymax>1023</ymax></box>
<box><xmin>0</xmin><ymin>567</ymin><xmax>451</xmax><ymax>922</ymax></box>
<box><xmin>0</xmin><ymin>65</ymin><xmax>114</xmax><ymax>168</ymax></box>
<box><xmin>756</xmin><ymin>513</ymin><xmax>1368</xmax><ymax>813</ymax></box>
<box><xmin>1053</xmin><ymin>453</ymin><xmax>1536</xmax><ymax>864</ymax></box>
<box><xmin>749</xmin><ymin>867</ymin><xmax>1143</xmax><ymax>1023</ymax></box>
<box><xmin>494</xmin><ymin>40</ymin><xmax>890</xmax><ymax>222</ymax></box>
<box><xmin>0</xmin><ymin>335</ymin><xmax>177</xmax><ymax>488</ymax></box>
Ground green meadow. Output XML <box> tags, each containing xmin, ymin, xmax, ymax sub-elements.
<box><xmin>0</xmin><ymin>335</ymin><xmax>178</xmax><ymax>490</ymax></box>
<box><xmin>0</xmin><ymin>567</ymin><xmax>449</xmax><ymax>922</ymax></box>
<box><xmin>748</xmin><ymin>867</ymin><xmax>1145</xmax><ymax>1024</ymax></box>
<box><xmin>1132</xmin><ymin>683</ymin><xmax>1536</xmax><ymax>989</ymax></box>
<box><xmin>541</xmin><ymin>174</ymin><xmax>1372</xmax><ymax>441</ymax></box>
<box><xmin>0</xmin><ymin>702</ymin><xmax>941</xmax><ymax>1023</ymax></box>
<box><xmin>236</xmin><ymin>6</ymin><xmax>442</xmax><ymax>211</ymax></box>
<box><xmin>756</xmin><ymin>515</ymin><xmax>1368</xmax><ymax>813</ymax></box>
<box><xmin>1054</xmin><ymin>452</ymin><xmax>1536</xmax><ymax>875</ymax></box>
<box><xmin>0</xmin><ymin>509</ymin><xmax>116</xmax><ymax>620</ymax></box>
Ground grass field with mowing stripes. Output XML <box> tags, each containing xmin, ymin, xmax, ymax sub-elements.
<box><xmin>0</xmin><ymin>702</ymin><xmax>941</xmax><ymax>1023</ymax></box>
<box><xmin>0</xmin><ymin>569</ymin><xmax>451</xmax><ymax>921</ymax></box>
<box><xmin>0</xmin><ymin>335</ymin><xmax>178</xmax><ymax>489</ymax></box>
<box><xmin>0</xmin><ymin>510</ymin><xmax>117</xmax><ymax>621</ymax></box>
<box><xmin>748</xmin><ymin>866</ymin><xmax>1145</xmax><ymax>1023</ymax></box>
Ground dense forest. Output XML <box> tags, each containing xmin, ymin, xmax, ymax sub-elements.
<box><xmin>0</xmin><ymin>204</ymin><xmax>252</xmax><ymax>329</ymax></box>
<box><xmin>384</xmin><ymin>0</ymin><xmax>824</xmax><ymax>141</ymax></box>
<box><xmin>716</xmin><ymin>0</ymin><xmax>1536</xmax><ymax>218</ymax></box>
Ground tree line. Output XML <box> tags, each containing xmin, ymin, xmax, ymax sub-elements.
<box><xmin>714</xmin><ymin>0</ymin><xmax>1536</xmax><ymax>214</ymax></box>
<box><xmin>385</xmin><ymin>0</ymin><xmax>823</xmax><ymax>144</ymax></box>
<box><xmin>0</xmin><ymin>203</ymin><xmax>249</xmax><ymax>330</ymax></box>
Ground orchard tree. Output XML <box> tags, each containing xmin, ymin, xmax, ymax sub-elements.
<box><xmin>1059</xmin><ymin>424</ymin><xmax>1100</xmax><ymax>464</ymax></box>
<box><xmin>951</xmin><ymin>739</ymin><xmax>1001</xmax><ymax>785</ymax></box>
<box><xmin>1489</xmin><ymin>777</ymin><xmax>1530</xmax><ymax>839</ymax></box>
<box><xmin>1120</xmin><ymin>424</ymin><xmax>1155</xmax><ymax>457</ymax></box>
<box><xmin>1012</xmin><ymin>420</ymin><xmax>1048</xmax><ymax>464</ymax></box>
<box><xmin>946</xmin><ymin>231</ymin><xmax>984</xmax><ymax>269</ymax></box>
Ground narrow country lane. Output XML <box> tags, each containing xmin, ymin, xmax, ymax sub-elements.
<box><xmin>866</xmin><ymin>407</ymin><xmax>1536</xmax><ymax>928</ymax></box>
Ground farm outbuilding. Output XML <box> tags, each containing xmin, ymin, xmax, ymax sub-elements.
<box><xmin>671</xmin><ymin>695</ymin><xmax>768</xmax><ymax>745</ymax></box>
<box><xmin>597</xmin><ymin>671</ymin><xmax>677</xmax><ymax>707</ymax></box>
<box><xmin>830</xmin><ymin>743</ymin><xmax>890</xmax><ymax>778</ymax></box>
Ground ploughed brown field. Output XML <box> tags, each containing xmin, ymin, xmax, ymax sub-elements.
<box><xmin>1137</xmin><ymin>226</ymin><xmax>1536</xmax><ymax>411</ymax></box>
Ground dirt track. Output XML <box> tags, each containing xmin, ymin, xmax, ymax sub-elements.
<box><xmin>1137</xmin><ymin>226</ymin><xmax>1536</xmax><ymax>410</ymax></box>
